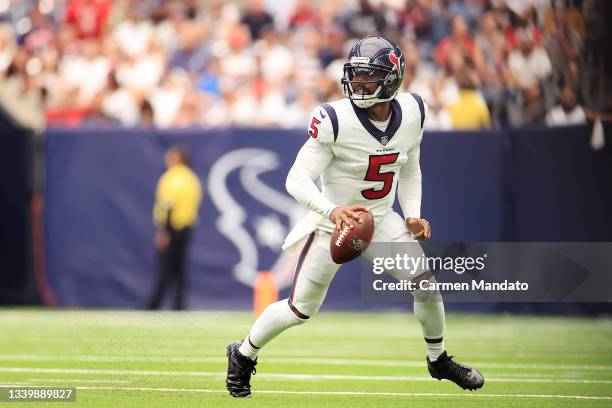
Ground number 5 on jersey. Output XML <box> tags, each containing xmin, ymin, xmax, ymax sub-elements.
<box><xmin>361</xmin><ymin>153</ymin><xmax>399</xmax><ymax>199</ymax></box>
<box><xmin>308</xmin><ymin>117</ymin><xmax>321</xmax><ymax>138</ymax></box>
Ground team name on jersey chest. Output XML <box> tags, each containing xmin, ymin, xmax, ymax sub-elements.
<box><xmin>331</xmin><ymin>128</ymin><xmax>408</xmax><ymax>181</ymax></box>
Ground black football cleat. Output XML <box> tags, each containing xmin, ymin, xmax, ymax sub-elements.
<box><xmin>226</xmin><ymin>341</ymin><xmax>257</xmax><ymax>398</ymax></box>
<box><xmin>427</xmin><ymin>351</ymin><xmax>485</xmax><ymax>391</ymax></box>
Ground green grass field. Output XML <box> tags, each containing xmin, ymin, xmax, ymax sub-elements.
<box><xmin>1</xmin><ymin>310</ymin><xmax>611</xmax><ymax>407</ymax></box>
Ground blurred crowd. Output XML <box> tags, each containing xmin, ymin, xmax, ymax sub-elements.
<box><xmin>0</xmin><ymin>0</ymin><xmax>589</xmax><ymax>131</ymax></box>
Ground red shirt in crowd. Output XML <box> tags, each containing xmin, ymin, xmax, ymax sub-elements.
<box><xmin>65</xmin><ymin>0</ymin><xmax>112</xmax><ymax>39</ymax></box>
<box><xmin>435</xmin><ymin>35</ymin><xmax>478</xmax><ymax>66</ymax></box>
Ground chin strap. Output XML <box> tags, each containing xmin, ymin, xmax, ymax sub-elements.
<box><xmin>351</xmin><ymin>90</ymin><xmax>399</xmax><ymax>108</ymax></box>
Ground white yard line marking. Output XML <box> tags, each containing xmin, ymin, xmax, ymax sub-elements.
<box><xmin>26</xmin><ymin>378</ymin><xmax>132</xmax><ymax>384</ymax></box>
<box><xmin>1</xmin><ymin>367</ymin><xmax>610</xmax><ymax>384</ymax></box>
<box><xmin>67</xmin><ymin>385</ymin><xmax>612</xmax><ymax>400</ymax></box>
<box><xmin>246</xmin><ymin>357</ymin><xmax>612</xmax><ymax>371</ymax></box>
<box><xmin>7</xmin><ymin>382</ymin><xmax>609</xmax><ymax>400</ymax></box>
<box><xmin>1</xmin><ymin>354</ymin><xmax>611</xmax><ymax>371</ymax></box>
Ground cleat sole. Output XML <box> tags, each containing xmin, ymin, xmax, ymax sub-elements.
<box><xmin>229</xmin><ymin>391</ymin><xmax>252</xmax><ymax>398</ymax></box>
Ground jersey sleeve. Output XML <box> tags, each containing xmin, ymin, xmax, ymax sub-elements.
<box><xmin>397</xmin><ymin>98</ymin><xmax>428</xmax><ymax>220</ymax></box>
<box><xmin>417</xmin><ymin>96</ymin><xmax>429</xmax><ymax>138</ymax></box>
<box><xmin>422</xmin><ymin>99</ymin><xmax>430</xmax><ymax>133</ymax></box>
<box><xmin>285</xmin><ymin>107</ymin><xmax>338</xmax><ymax>218</ymax></box>
<box><xmin>153</xmin><ymin>174</ymin><xmax>177</xmax><ymax>228</ymax></box>
<box><xmin>397</xmin><ymin>143</ymin><xmax>422</xmax><ymax>220</ymax></box>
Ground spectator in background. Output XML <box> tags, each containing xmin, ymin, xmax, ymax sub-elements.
<box><xmin>396</xmin><ymin>0</ymin><xmax>431</xmax><ymax>40</ymax></box>
<box><xmin>546</xmin><ymin>86</ymin><xmax>585</xmax><ymax>126</ymax></box>
<box><xmin>0</xmin><ymin>47</ymin><xmax>45</xmax><ymax>132</ymax></box>
<box><xmin>0</xmin><ymin>24</ymin><xmax>16</xmax><ymax>75</ymax></box>
<box><xmin>256</xmin><ymin>26</ymin><xmax>293</xmax><ymax>88</ymax></box>
<box><xmin>0</xmin><ymin>0</ymin><xmax>588</xmax><ymax>131</ymax></box>
<box><xmin>317</xmin><ymin>1</ymin><xmax>344</xmax><ymax>29</ymax></box>
<box><xmin>113</xmin><ymin>5</ymin><xmax>154</xmax><ymax>58</ymax></box>
<box><xmin>241</xmin><ymin>0</ymin><xmax>274</xmax><ymax>41</ymax></box>
<box><xmin>403</xmin><ymin>40</ymin><xmax>451</xmax><ymax>130</ymax></box>
<box><xmin>227</xmin><ymin>72</ymin><xmax>286</xmax><ymax>127</ymax></box>
<box><xmin>53</xmin><ymin>24</ymin><xmax>78</xmax><ymax>56</ymax></box>
<box><xmin>320</xmin><ymin>58</ymin><xmax>345</xmax><ymax>102</ymax></box>
<box><xmin>504</xmin><ymin>6</ymin><xmax>543</xmax><ymax>50</ymax></box>
<box><xmin>197</xmin><ymin>57</ymin><xmax>221</xmax><ymax>99</ymax></box>
<box><xmin>317</xmin><ymin>28</ymin><xmax>345</xmax><ymax>69</ymax></box>
<box><xmin>149</xmin><ymin>147</ymin><xmax>202</xmax><ymax>311</ymax></box>
<box><xmin>429</xmin><ymin>0</ymin><xmax>453</xmax><ymax>45</ymax></box>
<box><xmin>202</xmin><ymin>0</ymin><xmax>242</xmax><ymax>44</ymax></box>
<box><xmin>114</xmin><ymin>37</ymin><xmax>164</xmax><ymax>94</ymax></box>
<box><xmin>341</xmin><ymin>0</ymin><xmax>389</xmax><ymax>39</ymax></box>
<box><xmin>544</xmin><ymin>2</ymin><xmax>582</xmax><ymax>91</ymax></box>
<box><xmin>435</xmin><ymin>16</ymin><xmax>481</xmax><ymax>69</ymax></box>
<box><xmin>255</xmin><ymin>80</ymin><xmax>287</xmax><ymax>127</ymax></box>
<box><xmin>291</xmin><ymin>26</ymin><xmax>323</xmax><ymax>92</ymax></box>
<box><xmin>218</xmin><ymin>23</ymin><xmax>257</xmax><ymax>92</ymax></box>
<box><xmin>149</xmin><ymin>69</ymin><xmax>189</xmax><ymax>128</ymax></box>
<box><xmin>288</xmin><ymin>0</ymin><xmax>321</xmax><ymax>29</ymax></box>
<box><xmin>43</xmin><ymin>29</ymin><xmax>94</xmax><ymax>128</ymax></box>
<box><xmin>475</xmin><ymin>12</ymin><xmax>508</xmax><ymax>126</ymax></box>
<box><xmin>174</xmin><ymin>91</ymin><xmax>206</xmax><ymax>127</ymax></box>
<box><xmin>508</xmin><ymin>28</ymin><xmax>552</xmax><ymax>124</ymax></box>
<box><xmin>22</xmin><ymin>7</ymin><xmax>55</xmax><ymax>51</ymax></box>
<box><xmin>59</xmin><ymin>39</ymin><xmax>110</xmax><ymax>107</ymax></box>
<box><xmin>283</xmin><ymin>86</ymin><xmax>318</xmax><ymax>129</ymax></box>
<box><xmin>403</xmin><ymin>40</ymin><xmax>435</xmax><ymax>104</ymax></box>
<box><xmin>169</xmin><ymin>18</ymin><xmax>211</xmax><ymax>75</ymax></box>
<box><xmin>448</xmin><ymin>0</ymin><xmax>483</xmax><ymax>32</ymax></box>
<box><xmin>544</xmin><ymin>0</ymin><xmax>585</xmax><ymax>38</ymax></box>
<box><xmin>447</xmin><ymin>67</ymin><xmax>491</xmax><ymax>130</ymax></box>
<box><xmin>433</xmin><ymin>47</ymin><xmax>463</xmax><ymax>110</ymax></box>
<box><xmin>226</xmin><ymin>83</ymin><xmax>257</xmax><ymax>126</ymax></box>
<box><xmin>101</xmin><ymin>70</ymin><xmax>140</xmax><ymax>126</ymax></box>
<box><xmin>65</xmin><ymin>0</ymin><xmax>112</xmax><ymax>39</ymax></box>
<box><xmin>139</xmin><ymin>99</ymin><xmax>155</xmax><ymax>127</ymax></box>
<box><xmin>203</xmin><ymin>88</ymin><xmax>231</xmax><ymax>127</ymax></box>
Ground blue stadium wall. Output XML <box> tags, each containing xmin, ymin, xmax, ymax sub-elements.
<box><xmin>43</xmin><ymin>125</ymin><xmax>612</xmax><ymax>312</ymax></box>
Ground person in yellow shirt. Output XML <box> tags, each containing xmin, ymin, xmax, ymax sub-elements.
<box><xmin>448</xmin><ymin>68</ymin><xmax>491</xmax><ymax>130</ymax></box>
<box><xmin>148</xmin><ymin>147</ymin><xmax>202</xmax><ymax>310</ymax></box>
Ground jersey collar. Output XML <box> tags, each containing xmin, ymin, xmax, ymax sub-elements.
<box><xmin>350</xmin><ymin>99</ymin><xmax>402</xmax><ymax>145</ymax></box>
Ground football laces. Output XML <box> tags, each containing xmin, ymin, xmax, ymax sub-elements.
<box><xmin>334</xmin><ymin>225</ymin><xmax>351</xmax><ymax>247</ymax></box>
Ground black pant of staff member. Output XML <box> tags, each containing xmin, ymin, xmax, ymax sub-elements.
<box><xmin>149</xmin><ymin>227</ymin><xmax>191</xmax><ymax>310</ymax></box>
<box><xmin>148</xmin><ymin>147</ymin><xmax>202</xmax><ymax>310</ymax></box>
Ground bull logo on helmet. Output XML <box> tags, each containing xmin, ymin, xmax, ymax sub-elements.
<box><xmin>389</xmin><ymin>51</ymin><xmax>401</xmax><ymax>74</ymax></box>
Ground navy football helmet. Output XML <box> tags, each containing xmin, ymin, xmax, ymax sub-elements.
<box><xmin>341</xmin><ymin>36</ymin><xmax>406</xmax><ymax>108</ymax></box>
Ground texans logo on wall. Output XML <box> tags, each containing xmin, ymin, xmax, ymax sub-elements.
<box><xmin>207</xmin><ymin>147</ymin><xmax>305</xmax><ymax>291</ymax></box>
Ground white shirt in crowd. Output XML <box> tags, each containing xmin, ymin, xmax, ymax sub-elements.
<box><xmin>508</xmin><ymin>47</ymin><xmax>552</xmax><ymax>88</ymax></box>
<box><xmin>546</xmin><ymin>105</ymin><xmax>586</xmax><ymax>126</ymax></box>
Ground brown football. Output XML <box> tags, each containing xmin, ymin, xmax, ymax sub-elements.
<box><xmin>330</xmin><ymin>210</ymin><xmax>375</xmax><ymax>264</ymax></box>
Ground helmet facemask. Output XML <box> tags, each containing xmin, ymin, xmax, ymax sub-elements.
<box><xmin>341</xmin><ymin>58</ymin><xmax>400</xmax><ymax>108</ymax></box>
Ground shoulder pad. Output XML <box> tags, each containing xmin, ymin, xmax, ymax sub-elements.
<box><xmin>397</xmin><ymin>92</ymin><xmax>429</xmax><ymax>132</ymax></box>
<box><xmin>307</xmin><ymin>104</ymin><xmax>338</xmax><ymax>143</ymax></box>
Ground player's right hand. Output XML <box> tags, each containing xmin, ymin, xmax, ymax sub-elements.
<box><xmin>329</xmin><ymin>205</ymin><xmax>370</xmax><ymax>230</ymax></box>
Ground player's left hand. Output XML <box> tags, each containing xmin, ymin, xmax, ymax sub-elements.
<box><xmin>406</xmin><ymin>218</ymin><xmax>431</xmax><ymax>240</ymax></box>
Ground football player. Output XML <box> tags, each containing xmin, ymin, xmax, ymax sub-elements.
<box><xmin>226</xmin><ymin>36</ymin><xmax>485</xmax><ymax>397</ymax></box>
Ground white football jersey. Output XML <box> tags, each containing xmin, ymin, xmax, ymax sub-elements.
<box><xmin>282</xmin><ymin>93</ymin><xmax>427</xmax><ymax>252</ymax></box>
